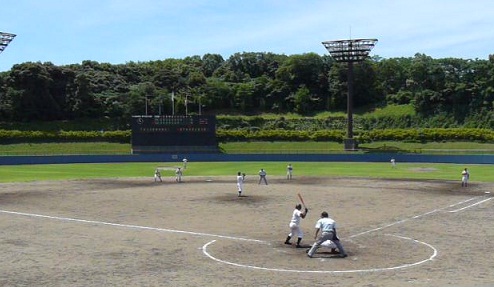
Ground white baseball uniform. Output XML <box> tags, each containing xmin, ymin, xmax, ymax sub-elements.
<box><xmin>288</xmin><ymin>208</ymin><xmax>304</xmax><ymax>238</ymax></box>
<box><xmin>237</xmin><ymin>174</ymin><xmax>244</xmax><ymax>195</ymax></box>
<box><xmin>175</xmin><ymin>168</ymin><xmax>183</xmax><ymax>182</ymax></box>
<box><xmin>461</xmin><ymin>169</ymin><xmax>469</xmax><ymax>186</ymax></box>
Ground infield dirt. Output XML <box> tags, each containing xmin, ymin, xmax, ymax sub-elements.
<box><xmin>0</xmin><ymin>175</ymin><xmax>493</xmax><ymax>287</ymax></box>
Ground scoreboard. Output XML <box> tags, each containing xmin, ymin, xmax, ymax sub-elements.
<box><xmin>131</xmin><ymin>115</ymin><xmax>217</xmax><ymax>153</ymax></box>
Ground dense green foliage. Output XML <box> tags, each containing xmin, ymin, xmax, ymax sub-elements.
<box><xmin>0</xmin><ymin>129</ymin><xmax>129</xmax><ymax>143</ymax></box>
<box><xmin>1</xmin><ymin>53</ymin><xmax>494</xmax><ymax>129</ymax></box>
<box><xmin>2</xmin><ymin>128</ymin><xmax>494</xmax><ymax>145</ymax></box>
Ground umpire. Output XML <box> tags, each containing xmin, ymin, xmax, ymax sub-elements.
<box><xmin>307</xmin><ymin>211</ymin><xmax>348</xmax><ymax>258</ymax></box>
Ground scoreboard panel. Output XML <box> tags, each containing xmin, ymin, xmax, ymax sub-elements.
<box><xmin>131</xmin><ymin>115</ymin><xmax>217</xmax><ymax>153</ymax></box>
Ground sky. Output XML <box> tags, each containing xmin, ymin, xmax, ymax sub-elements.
<box><xmin>1</xmin><ymin>0</ymin><xmax>494</xmax><ymax>72</ymax></box>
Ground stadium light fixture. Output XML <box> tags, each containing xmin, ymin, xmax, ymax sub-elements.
<box><xmin>322</xmin><ymin>38</ymin><xmax>377</xmax><ymax>150</ymax></box>
<box><xmin>0</xmin><ymin>31</ymin><xmax>16</xmax><ymax>54</ymax></box>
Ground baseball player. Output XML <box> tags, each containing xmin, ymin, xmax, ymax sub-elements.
<box><xmin>390</xmin><ymin>158</ymin><xmax>396</xmax><ymax>168</ymax></box>
<box><xmin>175</xmin><ymin>167</ymin><xmax>183</xmax><ymax>182</ymax></box>
<box><xmin>154</xmin><ymin>168</ymin><xmax>162</xmax><ymax>182</ymax></box>
<box><xmin>305</xmin><ymin>239</ymin><xmax>338</xmax><ymax>254</ymax></box>
<box><xmin>461</xmin><ymin>168</ymin><xmax>470</xmax><ymax>187</ymax></box>
<box><xmin>258</xmin><ymin>168</ymin><xmax>268</xmax><ymax>185</ymax></box>
<box><xmin>286</xmin><ymin>164</ymin><xmax>293</xmax><ymax>180</ymax></box>
<box><xmin>284</xmin><ymin>204</ymin><xmax>308</xmax><ymax>248</ymax></box>
<box><xmin>182</xmin><ymin>158</ymin><xmax>188</xmax><ymax>169</ymax></box>
<box><xmin>236</xmin><ymin>171</ymin><xmax>245</xmax><ymax>197</ymax></box>
<box><xmin>307</xmin><ymin>211</ymin><xmax>347</xmax><ymax>258</ymax></box>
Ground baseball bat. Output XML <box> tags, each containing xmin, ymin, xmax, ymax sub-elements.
<box><xmin>297</xmin><ymin>193</ymin><xmax>307</xmax><ymax>209</ymax></box>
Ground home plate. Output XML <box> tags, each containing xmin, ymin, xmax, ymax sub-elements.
<box><xmin>206</xmin><ymin>179</ymin><xmax>213</xmax><ymax>182</ymax></box>
<box><xmin>485</xmin><ymin>191</ymin><xmax>491</xmax><ymax>194</ymax></box>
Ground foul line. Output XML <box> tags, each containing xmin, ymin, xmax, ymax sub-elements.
<box><xmin>0</xmin><ymin>194</ymin><xmax>490</xmax><ymax>274</ymax></box>
<box><xmin>447</xmin><ymin>197</ymin><xmax>493</xmax><ymax>213</ymax></box>
<box><xmin>201</xmin><ymin>195</ymin><xmax>490</xmax><ymax>273</ymax></box>
<box><xmin>0</xmin><ymin>209</ymin><xmax>264</xmax><ymax>243</ymax></box>
<box><xmin>349</xmin><ymin>196</ymin><xmax>488</xmax><ymax>238</ymax></box>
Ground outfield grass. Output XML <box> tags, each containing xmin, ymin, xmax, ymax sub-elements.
<box><xmin>1</xmin><ymin>140</ymin><xmax>493</xmax><ymax>183</ymax></box>
<box><xmin>0</xmin><ymin>161</ymin><xmax>490</xmax><ymax>183</ymax></box>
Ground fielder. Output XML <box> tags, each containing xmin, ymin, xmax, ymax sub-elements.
<box><xmin>286</xmin><ymin>164</ymin><xmax>293</xmax><ymax>180</ymax></box>
<box><xmin>236</xmin><ymin>171</ymin><xmax>245</xmax><ymax>197</ymax></box>
<box><xmin>175</xmin><ymin>167</ymin><xmax>183</xmax><ymax>182</ymax></box>
<box><xmin>284</xmin><ymin>204</ymin><xmax>308</xmax><ymax>248</ymax></box>
<box><xmin>461</xmin><ymin>168</ymin><xmax>470</xmax><ymax>187</ymax></box>
<box><xmin>258</xmin><ymin>168</ymin><xmax>268</xmax><ymax>185</ymax></box>
<box><xmin>321</xmin><ymin>239</ymin><xmax>337</xmax><ymax>250</ymax></box>
<box><xmin>306</xmin><ymin>239</ymin><xmax>337</xmax><ymax>254</ymax></box>
<box><xmin>390</xmin><ymin>158</ymin><xmax>396</xmax><ymax>168</ymax></box>
<box><xmin>154</xmin><ymin>169</ymin><xmax>162</xmax><ymax>182</ymax></box>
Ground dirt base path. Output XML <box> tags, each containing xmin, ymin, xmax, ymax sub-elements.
<box><xmin>1</xmin><ymin>176</ymin><xmax>493</xmax><ymax>286</ymax></box>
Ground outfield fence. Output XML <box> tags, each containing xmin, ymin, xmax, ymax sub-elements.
<box><xmin>1</xmin><ymin>153</ymin><xmax>494</xmax><ymax>165</ymax></box>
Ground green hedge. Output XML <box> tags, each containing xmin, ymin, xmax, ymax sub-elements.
<box><xmin>0</xmin><ymin>130</ymin><xmax>131</xmax><ymax>144</ymax></box>
<box><xmin>1</xmin><ymin>128</ymin><xmax>494</xmax><ymax>144</ymax></box>
<box><xmin>357</xmin><ymin>128</ymin><xmax>494</xmax><ymax>143</ymax></box>
<box><xmin>216</xmin><ymin>129</ymin><xmax>345</xmax><ymax>142</ymax></box>
<box><xmin>217</xmin><ymin>128</ymin><xmax>494</xmax><ymax>143</ymax></box>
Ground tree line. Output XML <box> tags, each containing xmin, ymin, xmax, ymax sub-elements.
<box><xmin>1</xmin><ymin>52</ymin><xmax>494</xmax><ymax>129</ymax></box>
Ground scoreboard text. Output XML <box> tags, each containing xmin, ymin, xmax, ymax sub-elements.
<box><xmin>131</xmin><ymin>115</ymin><xmax>217</xmax><ymax>150</ymax></box>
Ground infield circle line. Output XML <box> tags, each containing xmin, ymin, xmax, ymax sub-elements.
<box><xmin>0</xmin><ymin>209</ymin><xmax>438</xmax><ymax>273</ymax></box>
<box><xmin>202</xmin><ymin>233</ymin><xmax>438</xmax><ymax>273</ymax></box>
<box><xmin>0</xmin><ymin>195</ymin><xmax>487</xmax><ymax>274</ymax></box>
<box><xmin>201</xmin><ymin>195</ymin><xmax>487</xmax><ymax>273</ymax></box>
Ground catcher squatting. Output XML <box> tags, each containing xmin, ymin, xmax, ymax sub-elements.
<box><xmin>285</xmin><ymin>204</ymin><xmax>348</xmax><ymax>258</ymax></box>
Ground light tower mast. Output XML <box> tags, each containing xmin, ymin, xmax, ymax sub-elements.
<box><xmin>322</xmin><ymin>38</ymin><xmax>377</xmax><ymax>150</ymax></box>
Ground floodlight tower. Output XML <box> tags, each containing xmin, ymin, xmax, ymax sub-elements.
<box><xmin>0</xmin><ymin>32</ymin><xmax>16</xmax><ymax>54</ymax></box>
<box><xmin>322</xmin><ymin>38</ymin><xmax>377</xmax><ymax>150</ymax></box>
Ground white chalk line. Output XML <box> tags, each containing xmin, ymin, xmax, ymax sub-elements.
<box><xmin>202</xmin><ymin>234</ymin><xmax>438</xmax><ymax>273</ymax></box>
<box><xmin>348</xmin><ymin>196</ymin><xmax>485</xmax><ymax>238</ymax></box>
<box><xmin>0</xmin><ymin>209</ymin><xmax>264</xmax><ymax>243</ymax></box>
<box><xmin>447</xmin><ymin>197</ymin><xmax>493</xmax><ymax>213</ymax></box>
<box><xmin>202</xmin><ymin>195</ymin><xmax>490</xmax><ymax>273</ymax></box>
<box><xmin>0</xmin><ymin>195</ymin><xmax>490</xmax><ymax>274</ymax></box>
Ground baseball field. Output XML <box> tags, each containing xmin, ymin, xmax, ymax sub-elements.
<box><xmin>0</xmin><ymin>162</ymin><xmax>493</xmax><ymax>286</ymax></box>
